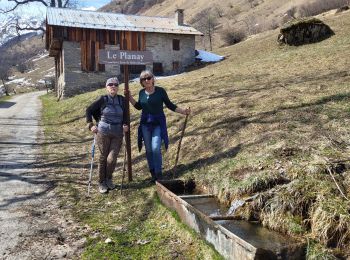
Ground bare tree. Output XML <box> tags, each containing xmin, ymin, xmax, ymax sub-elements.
<box><xmin>1</xmin><ymin>0</ymin><xmax>78</xmax><ymax>33</ymax></box>
<box><xmin>1</xmin><ymin>0</ymin><xmax>74</xmax><ymax>13</ymax></box>
<box><xmin>191</xmin><ymin>8</ymin><xmax>220</xmax><ymax>51</ymax></box>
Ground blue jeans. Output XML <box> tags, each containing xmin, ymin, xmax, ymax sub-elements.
<box><xmin>141</xmin><ymin>124</ymin><xmax>162</xmax><ymax>175</ymax></box>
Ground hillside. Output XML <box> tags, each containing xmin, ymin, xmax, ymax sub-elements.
<box><xmin>0</xmin><ymin>35</ymin><xmax>54</xmax><ymax>95</ymax></box>
<box><xmin>39</xmin><ymin>7</ymin><xmax>350</xmax><ymax>259</ymax></box>
<box><xmin>101</xmin><ymin>0</ymin><xmax>349</xmax><ymax>48</ymax></box>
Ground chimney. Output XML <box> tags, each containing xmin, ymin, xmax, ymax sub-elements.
<box><xmin>175</xmin><ymin>9</ymin><xmax>184</xmax><ymax>26</ymax></box>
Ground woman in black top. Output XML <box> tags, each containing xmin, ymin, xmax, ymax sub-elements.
<box><xmin>86</xmin><ymin>77</ymin><xmax>128</xmax><ymax>194</ymax></box>
<box><xmin>128</xmin><ymin>70</ymin><xmax>190</xmax><ymax>182</ymax></box>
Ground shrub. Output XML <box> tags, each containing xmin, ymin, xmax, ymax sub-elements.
<box><xmin>222</xmin><ymin>28</ymin><xmax>247</xmax><ymax>45</ymax></box>
<box><xmin>17</xmin><ymin>60</ymin><xmax>35</xmax><ymax>73</ymax></box>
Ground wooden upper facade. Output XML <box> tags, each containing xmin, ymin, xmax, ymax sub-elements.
<box><xmin>45</xmin><ymin>7</ymin><xmax>202</xmax><ymax>73</ymax></box>
<box><xmin>46</xmin><ymin>26</ymin><xmax>145</xmax><ymax>71</ymax></box>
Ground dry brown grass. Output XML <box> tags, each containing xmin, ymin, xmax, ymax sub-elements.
<box><xmin>156</xmin><ymin>10</ymin><xmax>350</xmax><ymax>255</ymax></box>
<box><xmin>113</xmin><ymin>0</ymin><xmax>349</xmax><ymax>48</ymax></box>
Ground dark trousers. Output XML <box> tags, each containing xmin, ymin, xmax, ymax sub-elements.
<box><xmin>96</xmin><ymin>132</ymin><xmax>123</xmax><ymax>183</ymax></box>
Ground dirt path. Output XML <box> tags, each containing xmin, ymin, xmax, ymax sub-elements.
<box><xmin>0</xmin><ymin>92</ymin><xmax>85</xmax><ymax>259</ymax></box>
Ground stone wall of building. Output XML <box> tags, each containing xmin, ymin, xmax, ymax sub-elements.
<box><xmin>58</xmin><ymin>33</ymin><xmax>196</xmax><ymax>98</ymax></box>
<box><xmin>145</xmin><ymin>33</ymin><xmax>196</xmax><ymax>74</ymax></box>
<box><xmin>60</xmin><ymin>41</ymin><xmax>115</xmax><ymax>98</ymax></box>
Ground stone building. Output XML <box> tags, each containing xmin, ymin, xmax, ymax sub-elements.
<box><xmin>45</xmin><ymin>7</ymin><xmax>202</xmax><ymax>99</ymax></box>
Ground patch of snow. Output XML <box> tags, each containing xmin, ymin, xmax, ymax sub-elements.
<box><xmin>8</xmin><ymin>76</ymin><xmax>16</xmax><ymax>80</ymax></box>
<box><xmin>7</xmin><ymin>77</ymin><xmax>34</xmax><ymax>86</ymax></box>
<box><xmin>45</xmin><ymin>72</ymin><xmax>55</xmax><ymax>77</ymax></box>
<box><xmin>32</xmin><ymin>53</ymin><xmax>49</xmax><ymax>62</ymax></box>
<box><xmin>196</xmin><ymin>50</ymin><xmax>224</xmax><ymax>62</ymax></box>
<box><xmin>37</xmin><ymin>79</ymin><xmax>46</xmax><ymax>84</ymax></box>
<box><xmin>81</xmin><ymin>7</ymin><xmax>97</xmax><ymax>11</ymax></box>
<box><xmin>8</xmin><ymin>78</ymin><xmax>26</xmax><ymax>84</ymax></box>
<box><xmin>27</xmin><ymin>68</ymin><xmax>39</xmax><ymax>73</ymax></box>
<box><xmin>45</xmin><ymin>67</ymin><xmax>55</xmax><ymax>72</ymax></box>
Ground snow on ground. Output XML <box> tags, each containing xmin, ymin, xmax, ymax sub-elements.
<box><xmin>7</xmin><ymin>77</ymin><xmax>34</xmax><ymax>86</ymax></box>
<box><xmin>7</xmin><ymin>78</ymin><xmax>26</xmax><ymax>84</ymax></box>
<box><xmin>37</xmin><ymin>79</ymin><xmax>46</xmax><ymax>84</ymax></box>
<box><xmin>45</xmin><ymin>67</ymin><xmax>55</xmax><ymax>72</ymax></box>
<box><xmin>196</xmin><ymin>50</ymin><xmax>224</xmax><ymax>62</ymax></box>
<box><xmin>32</xmin><ymin>53</ymin><xmax>49</xmax><ymax>62</ymax></box>
<box><xmin>81</xmin><ymin>6</ymin><xmax>97</xmax><ymax>11</ymax></box>
<box><xmin>44</xmin><ymin>71</ymin><xmax>55</xmax><ymax>77</ymax></box>
<box><xmin>27</xmin><ymin>68</ymin><xmax>39</xmax><ymax>74</ymax></box>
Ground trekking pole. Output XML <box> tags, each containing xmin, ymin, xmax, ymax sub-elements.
<box><xmin>87</xmin><ymin>134</ymin><xmax>96</xmax><ymax>196</ymax></box>
<box><xmin>174</xmin><ymin>110</ymin><xmax>189</xmax><ymax>170</ymax></box>
<box><xmin>120</xmin><ymin>143</ymin><xmax>127</xmax><ymax>195</ymax></box>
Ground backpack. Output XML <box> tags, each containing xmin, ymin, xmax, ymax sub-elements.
<box><xmin>92</xmin><ymin>95</ymin><xmax>124</xmax><ymax>123</ymax></box>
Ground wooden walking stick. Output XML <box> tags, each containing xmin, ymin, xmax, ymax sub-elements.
<box><xmin>120</xmin><ymin>143</ymin><xmax>127</xmax><ymax>195</ymax></box>
<box><xmin>174</xmin><ymin>111</ymin><xmax>189</xmax><ymax>170</ymax></box>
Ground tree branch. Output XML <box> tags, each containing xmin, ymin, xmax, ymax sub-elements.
<box><xmin>1</xmin><ymin>0</ymin><xmax>48</xmax><ymax>13</ymax></box>
<box><xmin>63</xmin><ymin>0</ymin><xmax>70</xmax><ymax>8</ymax></box>
<box><xmin>16</xmin><ymin>24</ymin><xmax>45</xmax><ymax>32</ymax></box>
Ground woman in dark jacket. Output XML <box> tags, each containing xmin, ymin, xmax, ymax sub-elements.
<box><xmin>86</xmin><ymin>77</ymin><xmax>128</xmax><ymax>193</ymax></box>
<box><xmin>128</xmin><ymin>70</ymin><xmax>190</xmax><ymax>182</ymax></box>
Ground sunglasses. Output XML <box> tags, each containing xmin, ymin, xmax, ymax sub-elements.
<box><xmin>107</xmin><ymin>83</ymin><xmax>118</xmax><ymax>87</ymax></box>
<box><xmin>141</xmin><ymin>76</ymin><xmax>153</xmax><ymax>81</ymax></box>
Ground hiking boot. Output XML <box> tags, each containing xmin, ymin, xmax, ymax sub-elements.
<box><xmin>99</xmin><ymin>182</ymin><xmax>108</xmax><ymax>194</ymax></box>
<box><xmin>150</xmin><ymin>169</ymin><xmax>156</xmax><ymax>182</ymax></box>
<box><xmin>155</xmin><ymin>172</ymin><xmax>162</xmax><ymax>181</ymax></box>
<box><xmin>105</xmin><ymin>179</ymin><xmax>116</xmax><ymax>190</ymax></box>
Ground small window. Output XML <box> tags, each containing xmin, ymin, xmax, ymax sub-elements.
<box><xmin>173</xmin><ymin>61</ymin><xmax>180</xmax><ymax>71</ymax></box>
<box><xmin>153</xmin><ymin>62</ymin><xmax>163</xmax><ymax>76</ymax></box>
<box><xmin>173</xmin><ymin>39</ymin><xmax>180</xmax><ymax>51</ymax></box>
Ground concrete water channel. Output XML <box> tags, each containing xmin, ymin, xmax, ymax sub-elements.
<box><xmin>156</xmin><ymin>180</ymin><xmax>305</xmax><ymax>260</ymax></box>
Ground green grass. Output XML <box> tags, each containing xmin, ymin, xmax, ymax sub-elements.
<box><xmin>40</xmin><ymin>10</ymin><xmax>350</xmax><ymax>259</ymax></box>
<box><xmin>0</xmin><ymin>95</ymin><xmax>12</xmax><ymax>103</ymax></box>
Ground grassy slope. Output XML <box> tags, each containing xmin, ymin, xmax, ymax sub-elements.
<box><xmin>41</xmin><ymin>10</ymin><xmax>350</xmax><ymax>259</ymax></box>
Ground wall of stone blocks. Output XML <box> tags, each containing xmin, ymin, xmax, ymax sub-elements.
<box><xmin>145</xmin><ymin>33</ymin><xmax>196</xmax><ymax>74</ymax></box>
<box><xmin>58</xmin><ymin>33</ymin><xmax>196</xmax><ymax>98</ymax></box>
<box><xmin>60</xmin><ymin>41</ymin><xmax>115</xmax><ymax>98</ymax></box>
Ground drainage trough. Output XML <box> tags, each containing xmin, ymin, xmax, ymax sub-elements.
<box><xmin>156</xmin><ymin>180</ymin><xmax>305</xmax><ymax>260</ymax></box>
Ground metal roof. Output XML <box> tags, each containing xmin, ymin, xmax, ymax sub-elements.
<box><xmin>46</xmin><ymin>7</ymin><xmax>203</xmax><ymax>35</ymax></box>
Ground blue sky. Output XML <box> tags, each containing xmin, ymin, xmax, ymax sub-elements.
<box><xmin>0</xmin><ymin>0</ymin><xmax>112</xmax><ymax>19</ymax></box>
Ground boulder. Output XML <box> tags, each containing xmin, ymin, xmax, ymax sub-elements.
<box><xmin>277</xmin><ymin>17</ymin><xmax>334</xmax><ymax>46</ymax></box>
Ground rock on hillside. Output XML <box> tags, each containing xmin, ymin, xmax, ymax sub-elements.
<box><xmin>278</xmin><ymin>17</ymin><xmax>334</xmax><ymax>45</ymax></box>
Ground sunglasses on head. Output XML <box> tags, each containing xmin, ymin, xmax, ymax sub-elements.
<box><xmin>107</xmin><ymin>83</ymin><xmax>118</xmax><ymax>87</ymax></box>
<box><xmin>141</xmin><ymin>76</ymin><xmax>153</xmax><ymax>81</ymax></box>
